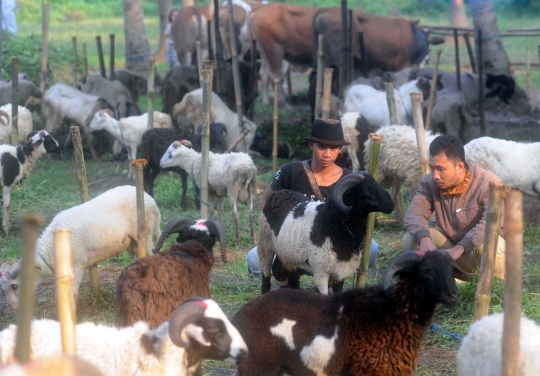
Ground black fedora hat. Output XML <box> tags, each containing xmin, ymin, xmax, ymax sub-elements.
<box><xmin>304</xmin><ymin>118</ymin><xmax>350</xmax><ymax>147</ymax></box>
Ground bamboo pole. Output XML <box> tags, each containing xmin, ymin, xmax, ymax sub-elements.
<box><xmin>453</xmin><ymin>29</ymin><xmax>461</xmax><ymax>91</ymax></box>
<box><xmin>131</xmin><ymin>159</ymin><xmax>148</xmax><ymax>259</ymax></box>
<box><xmin>71</xmin><ymin>37</ymin><xmax>77</xmax><ymax>87</ymax></box>
<box><xmin>147</xmin><ymin>54</ymin><xmax>155</xmax><ymax>129</ymax></box>
<box><xmin>316</xmin><ymin>35</ymin><xmax>325</xmax><ymax>109</ymax></box>
<box><xmin>200</xmin><ymin>69</ymin><xmax>213</xmax><ymax>220</ymax></box>
<box><xmin>54</xmin><ymin>229</ymin><xmax>76</xmax><ymax>355</ymax></box>
<box><xmin>321</xmin><ymin>68</ymin><xmax>333</xmax><ymax>119</ymax></box>
<box><xmin>224</xmin><ymin>129</ymin><xmax>250</xmax><ymax>153</ymax></box>
<box><xmin>525</xmin><ymin>47</ymin><xmax>531</xmax><ymax>104</ymax></box>
<box><xmin>207</xmin><ymin>21</ymin><xmax>214</xmax><ymax>61</ymax></box>
<box><xmin>40</xmin><ymin>3</ymin><xmax>50</xmax><ymax>93</ymax></box>
<box><xmin>213</xmin><ymin>0</ymin><xmax>225</xmax><ymax>95</ymax></box>
<box><xmin>356</xmin><ymin>134</ymin><xmax>383</xmax><ymax>288</ymax></box>
<box><xmin>95</xmin><ymin>36</ymin><xmax>106</xmax><ymax>78</ymax></box>
<box><xmin>474</xmin><ymin>184</ymin><xmax>508</xmax><ymax>321</ymax></box>
<box><xmin>272</xmin><ymin>78</ymin><xmax>279</xmax><ymax>173</ymax></box>
<box><xmin>425</xmin><ymin>50</ymin><xmax>442</xmax><ymax>131</ymax></box>
<box><xmin>502</xmin><ymin>189</ymin><xmax>523</xmax><ymax>376</ymax></box>
<box><xmin>340</xmin><ymin>0</ymin><xmax>349</xmax><ymax>98</ymax></box>
<box><xmin>196</xmin><ymin>41</ymin><xmax>203</xmax><ymax>80</ymax></box>
<box><xmin>248</xmin><ymin>39</ymin><xmax>257</xmax><ymax>120</ymax></box>
<box><xmin>384</xmin><ymin>82</ymin><xmax>398</xmax><ymax>125</ymax></box>
<box><xmin>14</xmin><ymin>214</ymin><xmax>44</xmax><ymax>363</ymax></box>
<box><xmin>477</xmin><ymin>30</ymin><xmax>487</xmax><ymax>136</ymax></box>
<box><xmin>349</xmin><ymin>9</ymin><xmax>354</xmax><ymax>84</ymax></box>
<box><xmin>359</xmin><ymin>32</ymin><xmax>368</xmax><ymax>78</ymax></box>
<box><xmin>82</xmin><ymin>43</ymin><xmax>88</xmax><ymax>79</ymax></box>
<box><xmin>11</xmin><ymin>57</ymin><xmax>19</xmax><ymax>146</ymax></box>
<box><xmin>109</xmin><ymin>34</ymin><xmax>115</xmax><ymax>80</ymax></box>
<box><xmin>286</xmin><ymin>69</ymin><xmax>292</xmax><ymax>97</ymax></box>
<box><xmin>410</xmin><ymin>93</ymin><xmax>429</xmax><ymax>176</ymax></box>
<box><xmin>464</xmin><ymin>33</ymin><xmax>477</xmax><ymax>74</ymax></box>
<box><xmin>226</xmin><ymin>0</ymin><xmax>246</xmax><ymax>152</ymax></box>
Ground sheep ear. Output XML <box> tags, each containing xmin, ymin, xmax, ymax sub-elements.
<box><xmin>172</xmin><ymin>141</ymin><xmax>181</xmax><ymax>148</ymax></box>
<box><xmin>142</xmin><ymin>324</ymin><xmax>170</xmax><ymax>354</ymax></box>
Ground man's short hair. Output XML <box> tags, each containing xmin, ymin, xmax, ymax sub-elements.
<box><xmin>429</xmin><ymin>135</ymin><xmax>466</xmax><ymax>164</ymax></box>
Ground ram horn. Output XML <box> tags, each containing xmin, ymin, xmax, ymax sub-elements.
<box><xmin>0</xmin><ymin>110</ymin><xmax>9</xmax><ymax>126</ymax></box>
<box><xmin>382</xmin><ymin>251</ymin><xmax>423</xmax><ymax>289</ymax></box>
<box><xmin>332</xmin><ymin>172</ymin><xmax>366</xmax><ymax>212</ymax></box>
<box><xmin>180</xmin><ymin>140</ymin><xmax>193</xmax><ymax>148</ymax></box>
<box><xmin>168</xmin><ymin>298</ymin><xmax>208</xmax><ymax>348</ymax></box>
<box><xmin>152</xmin><ymin>217</ymin><xmax>196</xmax><ymax>254</ymax></box>
<box><xmin>205</xmin><ymin>220</ymin><xmax>227</xmax><ymax>263</ymax></box>
<box><xmin>434</xmin><ymin>249</ymin><xmax>475</xmax><ymax>282</ymax></box>
<box><xmin>172</xmin><ymin>101</ymin><xmax>187</xmax><ymax>120</ymax></box>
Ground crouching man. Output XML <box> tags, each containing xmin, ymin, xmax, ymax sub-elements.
<box><xmin>402</xmin><ymin>135</ymin><xmax>506</xmax><ymax>280</ymax></box>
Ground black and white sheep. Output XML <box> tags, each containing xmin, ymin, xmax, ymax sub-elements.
<box><xmin>0</xmin><ymin>186</ymin><xmax>161</xmax><ymax>310</ymax></box>
<box><xmin>115</xmin><ymin>216</ymin><xmax>226</xmax><ymax>328</ymax></box>
<box><xmin>258</xmin><ymin>172</ymin><xmax>394</xmax><ymax>295</ymax></box>
<box><xmin>338</xmin><ymin>111</ymin><xmax>376</xmax><ymax>171</ymax></box>
<box><xmin>0</xmin><ymin>131</ymin><xmax>60</xmax><ymax>234</ymax></box>
<box><xmin>0</xmin><ymin>298</ymin><xmax>248</xmax><ymax>376</ymax></box>
<box><xmin>233</xmin><ymin>250</ymin><xmax>466</xmax><ymax>375</ymax></box>
<box><xmin>160</xmin><ymin>140</ymin><xmax>256</xmax><ymax>245</ymax></box>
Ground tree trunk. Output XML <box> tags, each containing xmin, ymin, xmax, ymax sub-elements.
<box><xmin>156</xmin><ymin>0</ymin><xmax>173</xmax><ymax>56</ymax></box>
<box><xmin>469</xmin><ymin>0</ymin><xmax>510</xmax><ymax>75</ymax></box>
<box><xmin>449</xmin><ymin>0</ymin><xmax>469</xmax><ymax>28</ymax></box>
<box><xmin>183</xmin><ymin>0</ymin><xmax>194</xmax><ymax>6</ymax></box>
<box><xmin>123</xmin><ymin>0</ymin><xmax>151</xmax><ymax>77</ymax></box>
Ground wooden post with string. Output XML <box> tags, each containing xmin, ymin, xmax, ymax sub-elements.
<box><xmin>425</xmin><ymin>50</ymin><xmax>442</xmax><ymax>130</ymax></box>
<box><xmin>70</xmin><ymin>126</ymin><xmax>99</xmax><ymax>296</ymax></box>
<box><xmin>54</xmin><ymin>229</ymin><xmax>77</xmax><ymax>355</ymax></box>
<box><xmin>356</xmin><ymin>134</ymin><xmax>383</xmax><ymax>288</ymax></box>
<box><xmin>213</xmin><ymin>0</ymin><xmax>225</xmax><ymax>94</ymax></box>
<box><xmin>410</xmin><ymin>93</ymin><xmax>430</xmax><ymax>176</ymax></box>
<box><xmin>131</xmin><ymin>159</ymin><xmax>148</xmax><ymax>259</ymax></box>
<box><xmin>200</xmin><ymin>69</ymin><xmax>213</xmax><ymax>219</ymax></box>
<box><xmin>478</xmin><ymin>30</ymin><xmax>487</xmax><ymax>136</ymax></box>
<box><xmin>321</xmin><ymin>68</ymin><xmax>333</xmax><ymax>119</ymax></box>
<box><xmin>453</xmin><ymin>28</ymin><xmax>461</xmax><ymax>91</ymax></box>
<box><xmin>272</xmin><ymin>78</ymin><xmax>279</xmax><ymax>173</ymax></box>
<box><xmin>315</xmin><ymin>35</ymin><xmax>325</xmax><ymax>111</ymax></box>
<box><xmin>196</xmin><ymin>41</ymin><xmax>203</xmax><ymax>80</ymax></box>
<box><xmin>95</xmin><ymin>35</ymin><xmax>106</xmax><ymax>78</ymax></box>
<box><xmin>501</xmin><ymin>189</ymin><xmax>523</xmax><ymax>376</ymax></box>
<box><xmin>147</xmin><ymin>54</ymin><xmax>155</xmax><ymax>129</ymax></box>
<box><xmin>109</xmin><ymin>34</ymin><xmax>115</xmax><ymax>80</ymax></box>
<box><xmin>384</xmin><ymin>83</ymin><xmax>398</xmax><ymax>125</ymax></box>
<box><xmin>474</xmin><ymin>184</ymin><xmax>508</xmax><ymax>321</ymax></box>
<box><xmin>71</xmin><ymin>37</ymin><xmax>77</xmax><ymax>87</ymax></box>
<box><xmin>14</xmin><ymin>214</ymin><xmax>44</xmax><ymax>363</ymax></box>
<box><xmin>525</xmin><ymin>47</ymin><xmax>531</xmax><ymax>104</ymax></box>
<box><xmin>11</xmin><ymin>57</ymin><xmax>19</xmax><ymax>146</ymax></box>
<box><xmin>40</xmin><ymin>3</ymin><xmax>50</xmax><ymax>93</ymax></box>
<box><xmin>82</xmin><ymin>43</ymin><xmax>88</xmax><ymax>79</ymax></box>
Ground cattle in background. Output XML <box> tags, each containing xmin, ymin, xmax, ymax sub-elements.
<box><xmin>219</xmin><ymin>0</ymin><xmax>264</xmax><ymax>59</ymax></box>
<box><xmin>171</xmin><ymin>6</ymin><xmax>211</xmax><ymax>66</ymax></box>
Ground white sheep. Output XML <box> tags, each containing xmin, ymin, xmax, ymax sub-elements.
<box><xmin>0</xmin><ymin>104</ymin><xmax>33</xmax><ymax>145</ymax></box>
<box><xmin>0</xmin><ymin>298</ymin><xmax>248</xmax><ymax>376</ymax></box>
<box><xmin>172</xmin><ymin>88</ymin><xmax>257</xmax><ymax>153</ymax></box>
<box><xmin>0</xmin><ymin>185</ymin><xmax>161</xmax><ymax>310</ymax></box>
<box><xmin>160</xmin><ymin>140</ymin><xmax>256</xmax><ymax>246</ymax></box>
<box><xmin>364</xmin><ymin>125</ymin><xmax>441</xmax><ymax>225</ymax></box>
<box><xmin>457</xmin><ymin>313</ymin><xmax>540</xmax><ymax>375</ymax></box>
<box><xmin>465</xmin><ymin>137</ymin><xmax>540</xmax><ymax>197</ymax></box>
<box><xmin>89</xmin><ymin>110</ymin><xmax>172</xmax><ymax>178</ymax></box>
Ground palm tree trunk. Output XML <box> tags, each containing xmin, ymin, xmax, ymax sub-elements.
<box><xmin>469</xmin><ymin>0</ymin><xmax>510</xmax><ymax>75</ymax></box>
<box><xmin>449</xmin><ymin>0</ymin><xmax>469</xmax><ymax>28</ymax></box>
<box><xmin>183</xmin><ymin>0</ymin><xmax>194</xmax><ymax>6</ymax></box>
<box><xmin>123</xmin><ymin>0</ymin><xmax>151</xmax><ymax>77</ymax></box>
<box><xmin>156</xmin><ymin>0</ymin><xmax>173</xmax><ymax>56</ymax></box>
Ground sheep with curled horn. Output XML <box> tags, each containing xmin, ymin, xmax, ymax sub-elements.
<box><xmin>115</xmin><ymin>216</ymin><xmax>227</xmax><ymax>328</ymax></box>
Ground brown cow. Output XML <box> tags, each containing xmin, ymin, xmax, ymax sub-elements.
<box><xmin>171</xmin><ymin>6</ymin><xmax>211</xmax><ymax>66</ymax></box>
<box><xmin>219</xmin><ymin>0</ymin><xmax>264</xmax><ymax>58</ymax></box>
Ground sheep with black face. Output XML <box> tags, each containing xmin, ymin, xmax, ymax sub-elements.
<box><xmin>258</xmin><ymin>172</ymin><xmax>394</xmax><ymax>295</ymax></box>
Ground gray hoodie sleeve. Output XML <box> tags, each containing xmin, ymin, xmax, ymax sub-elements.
<box><xmin>404</xmin><ymin>176</ymin><xmax>435</xmax><ymax>244</ymax></box>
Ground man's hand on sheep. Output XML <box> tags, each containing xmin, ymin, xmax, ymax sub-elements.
<box><xmin>419</xmin><ymin>237</ymin><xmax>437</xmax><ymax>252</ymax></box>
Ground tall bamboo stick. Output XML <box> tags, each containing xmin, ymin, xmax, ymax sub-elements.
<box><xmin>478</xmin><ymin>30</ymin><xmax>486</xmax><ymax>136</ymax></box>
<box><xmin>95</xmin><ymin>36</ymin><xmax>106</xmax><ymax>78</ymax></box>
<box><xmin>454</xmin><ymin>28</ymin><xmax>461</xmax><ymax>91</ymax></box>
<box><xmin>315</xmin><ymin>35</ymin><xmax>325</xmax><ymax>110</ymax></box>
<box><xmin>11</xmin><ymin>57</ymin><xmax>19</xmax><ymax>146</ymax></box>
<box><xmin>425</xmin><ymin>50</ymin><xmax>442</xmax><ymax>131</ymax></box>
<box><xmin>272</xmin><ymin>78</ymin><xmax>279</xmax><ymax>173</ymax></box>
<box><xmin>340</xmin><ymin>0</ymin><xmax>349</xmax><ymax>98</ymax></box>
<box><xmin>359</xmin><ymin>32</ymin><xmax>368</xmax><ymax>78</ymax></box>
<box><xmin>82</xmin><ymin>43</ymin><xmax>88</xmax><ymax>79</ymax></box>
<box><xmin>40</xmin><ymin>3</ymin><xmax>50</xmax><ymax>94</ymax></box>
<box><xmin>200</xmin><ymin>69</ymin><xmax>213</xmax><ymax>219</ymax></box>
<box><xmin>286</xmin><ymin>69</ymin><xmax>292</xmax><ymax>97</ymax></box>
<box><xmin>14</xmin><ymin>214</ymin><xmax>44</xmax><ymax>363</ymax></box>
<box><xmin>147</xmin><ymin>54</ymin><xmax>155</xmax><ymax>129</ymax></box>
<box><xmin>349</xmin><ymin>9</ymin><xmax>354</xmax><ymax>83</ymax></box>
<box><xmin>384</xmin><ymin>83</ymin><xmax>398</xmax><ymax>125</ymax></box>
<box><xmin>525</xmin><ymin>47</ymin><xmax>531</xmax><ymax>104</ymax></box>
<box><xmin>474</xmin><ymin>184</ymin><xmax>508</xmax><ymax>321</ymax></box>
<box><xmin>54</xmin><ymin>229</ymin><xmax>76</xmax><ymax>355</ymax></box>
<box><xmin>356</xmin><ymin>134</ymin><xmax>383</xmax><ymax>288</ymax></box>
<box><xmin>109</xmin><ymin>34</ymin><xmax>115</xmax><ymax>80</ymax></box>
<box><xmin>213</xmin><ymin>0</ymin><xmax>225</xmax><ymax>95</ymax></box>
<box><xmin>71</xmin><ymin>37</ymin><xmax>77</xmax><ymax>87</ymax></box>
<box><xmin>502</xmin><ymin>189</ymin><xmax>523</xmax><ymax>376</ymax></box>
<box><xmin>410</xmin><ymin>93</ymin><xmax>429</xmax><ymax>176</ymax></box>
<box><xmin>321</xmin><ymin>68</ymin><xmax>333</xmax><ymax>119</ymax></box>
<box><xmin>196</xmin><ymin>41</ymin><xmax>203</xmax><ymax>80</ymax></box>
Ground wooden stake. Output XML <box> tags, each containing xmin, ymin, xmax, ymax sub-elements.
<box><xmin>525</xmin><ymin>47</ymin><xmax>531</xmax><ymax>104</ymax></box>
<box><xmin>14</xmin><ymin>214</ymin><xmax>44</xmax><ymax>363</ymax></box>
<box><xmin>359</xmin><ymin>32</ymin><xmax>368</xmax><ymax>78</ymax></box>
<box><xmin>384</xmin><ymin>82</ymin><xmax>398</xmax><ymax>125</ymax></box>
<box><xmin>356</xmin><ymin>134</ymin><xmax>383</xmax><ymax>288</ymax></box>
<box><xmin>200</xmin><ymin>69</ymin><xmax>213</xmax><ymax>220</ymax></box>
<box><xmin>95</xmin><ymin>35</ymin><xmax>106</xmax><ymax>78</ymax></box>
<box><xmin>286</xmin><ymin>69</ymin><xmax>292</xmax><ymax>97</ymax></box>
<box><xmin>474</xmin><ymin>184</ymin><xmax>508</xmax><ymax>321</ymax></box>
<box><xmin>71</xmin><ymin>37</ymin><xmax>77</xmax><ymax>87</ymax></box>
<box><xmin>272</xmin><ymin>78</ymin><xmax>279</xmax><ymax>173</ymax></box>
<box><xmin>224</xmin><ymin>129</ymin><xmax>251</xmax><ymax>153</ymax></box>
<box><xmin>147</xmin><ymin>54</ymin><xmax>155</xmax><ymax>129</ymax></box>
<box><xmin>316</xmin><ymin>35</ymin><xmax>325</xmax><ymax>109</ymax></box>
<box><xmin>11</xmin><ymin>57</ymin><xmax>19</xmax><ymax>146</ymax></box>
<box><xmin>425</xmin><ymin>50</ymin><xmax>442</xmax><ymax>131</ymax></box>
<box><xmin>131</xmin><ymin>159</ymin><xmax>148</xmax><ymax>259</ymax></box>
<box><xmin>40</xmin><ymin>3</ymin><xmax>50</xmax><ymax>94</ymax></box>
<box><xmin>340</xmin><ymin>0</ymin><xmax>349</xmax><ymax>98</ymax></box>
<box><xmin>410</xmin><ymin>93</ymin><xmax>429</xmax><ymax>176</ymax></box>
<box><xmin>502</xmin><ymin>189</ymin><xmax>523</xmax><ymax>376</ymax></box>
<box><xmin>82</xmin><ymin>43</ymin><xmax>88</xmax><ymax>79</ymax></box>
<box><xmin>454</xmin><ymin>28</ymin><xmax>461</xmax><ymax>91</ymax></box>
<box><xmin>213</xmin><ymin>0</ymin><xmax>225</xmax><ymax>95</ymax></box>
<box><xmin>196</xmin><ymin>41</ymin><xmax>203</xmax><ymax>80</ymax></box>
<box><xmin>109</xmin><ymin>34</ymin><xmax>115</xmax><ymax>80</ymax></box>
<box><xmin>207</xmin><ymin>21</ymin><xmax>214</xmax><ymax>61</ymax></box>
<box><xmin>248</xmin><ymin>39</ymin><xmax>257</xmax><ymax>120</ymax></box>
<box><xmin>321</xmin><ymin>68</ymin><xmax>333</xmax><ymax>119</ymax></box>
<box><xmin>464</xmin><ymin>33</ymin><xmax>477</xmax><ymax>74</ymax></box>
<box><xmin>54</xmin><ymin>229</ymin><xmax>76</xmax><ymax>355</ymax></box>
<box><xmin>477</xmin><ymin>30</ymin><xmax>487</xmax><ymax>136</ymax></box>
<box><xmin>349</xmin><ymin>9</ymin><xmax>354</xmax><ymax>83</ymax></box>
